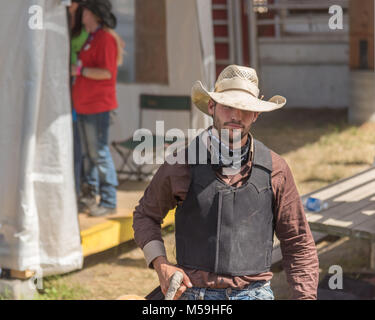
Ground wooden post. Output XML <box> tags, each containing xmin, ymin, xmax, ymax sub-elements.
<box><xmin>348</xmin><ymin>0</ymin><xmax>375</xmax><ymax>124</ymax></box>
<box><xmin>349</xmin><ymin>0</ymin><xmax>374</xmax><ymax>70</ymax></box>
<box><xmin>135</xmin><ymin>0</ymin><xmax>168</xmax><ymax>84</ymax></box>
<box><xmin>0</xmin><ymin>269</ymin><xmax>35</xmax><ymax>280</ymax></box>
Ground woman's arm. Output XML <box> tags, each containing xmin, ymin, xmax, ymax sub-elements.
<box><xmin>71</xmin><ymin>64</ymin><xmax>112</xmax><ymax>80</ymax></box>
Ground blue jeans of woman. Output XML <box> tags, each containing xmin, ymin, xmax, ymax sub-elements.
<box><xmin>72</xmin><ymin>115</ymin><xmax>82</xmax><ymax>197</ymax></box>
<box><xmin>180</xmin><ymin>281</ymin><xmax>274</xmax><ymax>300</ymax></box>
<box><xmin>77</xmin><ymin>112</ymin><xmax>118</xmax><ymax>208</ymax></box>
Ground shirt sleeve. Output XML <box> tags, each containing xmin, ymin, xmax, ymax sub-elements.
<box><xmin>132</xmin><ymin>162</ymin><xmax>190</xmax><ymax>268</ymax></box>
<box><xmin>272</xmin><ymin>153</ymin><xmax>320</xmax><ymax>300</ymax></box>
<box><xmin>95</xmin><ymin>32</ymin><xmax>117</xmax><ymax>74</ymax></box>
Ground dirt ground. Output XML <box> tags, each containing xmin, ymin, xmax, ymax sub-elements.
<box><xmin>47</xmin><ymin>229</ymin><xmax>372</xmax><ymax>300</ymax></box>
<box><xmin>39</xmin><ymin>108</ymin><xmax>375</xmax><ymax>300</ymax></box>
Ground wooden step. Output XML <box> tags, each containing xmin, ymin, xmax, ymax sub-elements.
<box><xmin>212</xmin><ymin>4</ymin><xmax>227</xmax><ymax>10</ymax></box>
<box><xmin>0</xmin><ymin>269</ymin><xmax>35</xmax><ymax>280</ymax></box>
<box><xmin>213</xmin><ymin>19</ymin><xmax>228</xmax><ymax>26</ymax></box>
<box><xmin>214</xmin><ymin>36</ymin><xmax>229</xmax><ymax>43</ymax></box>
<box><xmin>216</xmin><ymin>59</ymin><xmax>231</xmax><ymax>65</ymax></box>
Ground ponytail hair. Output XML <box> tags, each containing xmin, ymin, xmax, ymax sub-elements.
<box><xmin>104</xmin><ymin>27</ymin><xmax>125</xmax><ymax>67</ymax></box>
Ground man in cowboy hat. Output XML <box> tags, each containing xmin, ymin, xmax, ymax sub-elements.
<box><xmin>133</xmin><ymin>65</ymin><xmax>319</xmax><ymax>300</ymax></box>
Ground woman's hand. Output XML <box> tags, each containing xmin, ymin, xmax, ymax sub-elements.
<box><xmin>152</xmin><ymin>256</ymin><xmax>193</xmax><ymax>300</ymax></box>
<box><xmin>71</xmin><ymin>64</ymin><xmax>79</xmax><ymax>76</ymax></box>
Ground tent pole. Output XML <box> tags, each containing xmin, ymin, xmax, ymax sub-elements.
<box><xmin>233</xmin><ymin>0</ymin><xmax>244</xmax><ymax>65</ymax></box>
<box><xmin>247</xmin><ymin>0</ymin><xmax>259</xmax><ymax>71</ymax></box>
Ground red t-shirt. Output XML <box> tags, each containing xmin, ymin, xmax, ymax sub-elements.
<box><xmin>73</xmin><ymin>29</ymin><xmax>118</xmax><ymax>114</ymax></box>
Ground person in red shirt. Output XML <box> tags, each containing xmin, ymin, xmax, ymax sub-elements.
<box><xmin>71</xmin><ymin>0</ymin><xmax>120</xmax><ymax>217</ymax></box>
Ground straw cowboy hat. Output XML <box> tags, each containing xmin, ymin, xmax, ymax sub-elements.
<box><xmin>191</xmin><ymin>65</ymin><xmax>286</xmax><ymax>115</ymax></box>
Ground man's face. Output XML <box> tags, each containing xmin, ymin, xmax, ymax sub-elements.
<box><xmin>207</xmin><ymin>99</ymin><xmax>260</xmax><ymax>145</ymax></box>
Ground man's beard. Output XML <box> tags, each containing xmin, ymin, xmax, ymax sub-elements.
<box><xmin>207</xmin><ymin>127</ymin><xmax>251</xmax><ymax>170</ymax></box>
<box><xmin>213</xmin><ymin>116</ymin><xmax>251</xmax><ymax>145</ymax></box>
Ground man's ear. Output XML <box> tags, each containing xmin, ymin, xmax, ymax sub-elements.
<box><xmin>207</xmin><ymin>99</ymin><xmax>215</xmax><ymax>117</ymax></box>
<box><xmin>253</xmin><ymin>112</ymin><xmax>261</xmax><ymax>122</ymax></box>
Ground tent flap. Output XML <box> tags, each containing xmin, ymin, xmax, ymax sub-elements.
<box><xmin>0</xmin><ymin>0</ymin><xmax>82</xmax><ymax>276</ymax></box>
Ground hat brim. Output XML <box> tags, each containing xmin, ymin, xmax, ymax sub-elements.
<box><xmin>191</xmin><ymin>80</ymin><xmax>286</xmax><ymax>114</ymax></box>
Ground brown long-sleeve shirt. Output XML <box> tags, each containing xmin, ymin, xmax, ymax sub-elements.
<box><xmin>133</xmin><ymin>132</ymin><xmax>319</xmax><ymax>299</ymax></box>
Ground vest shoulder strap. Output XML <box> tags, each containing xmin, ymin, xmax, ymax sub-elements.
<box><xmin>253</xmin><ymin>139</ymin><xmax>273</xmax><ymax>172</ymax></box>
<box><xmin>185</xmin><ymin>132</ymin><xmax>209</xmax><ymax>165</ymax></box>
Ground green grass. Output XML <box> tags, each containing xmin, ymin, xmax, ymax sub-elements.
<box><xmin>0</xmin><ymin>287</ymin><xmax>12</xmax><ymax>300</ymax></box>
<box><xmin>35</xmin><ymin>275</ymin><xmax>89</xmax><ymax>300</ymax></box>
<box><xmin>253</xmin><ymin>109</ymin><xmax>375</xmax><ymax>195</ymax></box>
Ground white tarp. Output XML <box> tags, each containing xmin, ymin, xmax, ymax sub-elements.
<box><xmin>0</xmin><ymin>0</ymin><xmax>82</xmax><ymax>276</ymax></box>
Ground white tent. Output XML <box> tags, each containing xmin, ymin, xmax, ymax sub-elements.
<box><xmin>0</xmin><ymin>0</ymin><xmax>214</xmax><ymax>277</ymax></box>
<box><xmin>0</xmin><ymin>0</ymin><xmax>82</xmax><ymax>277</ymax></box>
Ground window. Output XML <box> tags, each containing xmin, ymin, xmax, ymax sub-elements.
<box><xmin>112</xmin><ymin>0</ymin><xmax>168</xmax><ymax>84</ymax></box>
<box><xmin>112</xmin><ymin>0</ymin><xmax>135</xmax><ymax>83</ymax></box>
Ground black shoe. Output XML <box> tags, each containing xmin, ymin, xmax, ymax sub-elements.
<box><xmin>78</xmin><ymin>200</ymin><xmax>96</xmax><ymax>213</ymax></box>
<box><xmin>89</xmin><ymin>205</ymin><xmax>117</xmax><ymax>217</ymax></box>
<box><xmin>78</xmin><ymin>183</ymin><xmax>97</xmax><ymax>213</ymax></box>
<box><xmin>78</xmin><ymin>197</ymin><xmax>97</xmax><ymax>213</ymax></box>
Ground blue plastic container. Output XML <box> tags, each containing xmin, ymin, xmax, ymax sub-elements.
<box><xmin>304</xmin><ymin>197</ymin><xmax>328</xmax><ymax>212</ymax></box>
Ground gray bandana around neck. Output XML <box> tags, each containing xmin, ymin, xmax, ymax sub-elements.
<box><xmin>207</xmin><ymin>128</ymin><xmax>250</xmax><ymax>170</ymax></box>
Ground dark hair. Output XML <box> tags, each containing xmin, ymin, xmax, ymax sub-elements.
<box><xmin>71</xmin><ymin>5</ymin><xmax>84</xmax><ymax>37</ymax></box>
<box><xmin>80</xmin><ymin>0</ymin><xmax>117</xmax><ymax>29</ymax></box>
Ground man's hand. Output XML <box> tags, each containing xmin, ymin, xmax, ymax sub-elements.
<box><xmin>152</xmin><ymin>256</ymin><xmax>192</xmax><ymax>300</ymax></box>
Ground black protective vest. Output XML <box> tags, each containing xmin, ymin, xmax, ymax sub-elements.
<box><xmin>175</xmin><ymin>136</ymin><xmax>275</xmax><ymax>276</ymax></box>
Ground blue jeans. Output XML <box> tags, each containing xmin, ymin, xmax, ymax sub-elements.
<box><xmin>77</xmin><ymin>112</ymin><xmax>118</xmax><ymax>208</ymax></box>
<box><xmin>72</xmin><ymin>117</ymin><xmax>82</xmax><ymax>197</ymax></box>
<box><xmin>180</xmin><ymin>281</ymin><xmax>274</xmax><ymax>300</ymax></box>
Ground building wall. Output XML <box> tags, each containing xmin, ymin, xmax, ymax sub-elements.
<box><xmin>212</xmin><ymin>1</ymin><xmax>350</xmax><ymax>108</ymax></box>
<box><xmin>110</xmin><ymin>0</ymin><xmax>212</xmax><ymax>168</ymax></box>
<box><xmin>256</xmin><ymin>6</ymin><xmax>350</xmax><ymax>109</ymax></box>
<box><xmin>259</xmin><ymin>39</ymin><xmax>349</xmax><ymax>108</ymax></box>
